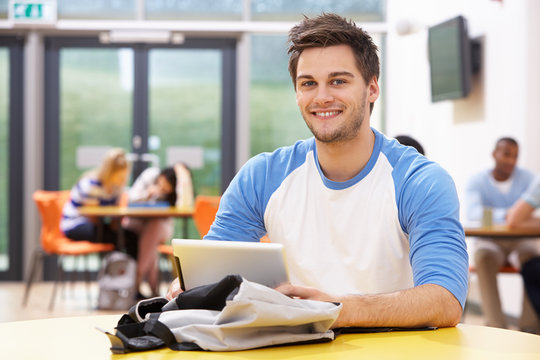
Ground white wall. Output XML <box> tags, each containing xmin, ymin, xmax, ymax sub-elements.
<box><xmin>385</xmin><ymin>0</ymin><xmax>540</xmax><ymax>204</ymax></box>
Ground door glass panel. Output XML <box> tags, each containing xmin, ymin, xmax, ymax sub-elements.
<box><xmin>0</xmin><ymin>47</ymin><xmax>8</xmax><ymax>270</ymax></box>
<box><xmin>58</xmin><ymin>47</ymin><xmax>133</xmax><ymax>272</ymax></box>
<box><xmin>250</xmin><ymin>35</ymin><xmax>311</xmax><ymax>156</ymax></box>
<box><xmin>149</xmin><ymin>48</ymin><xmax>222</xmax><ymax>238</ymax></box>
<box><xmin>59</xmin><ymin>48</ymin><xmax>133</xmax><ymax>190</ymax></box>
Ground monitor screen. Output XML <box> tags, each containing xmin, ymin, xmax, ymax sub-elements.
<box><xmin>428</xmin><ymin>15</ymin><xmax>472</xmax><ymax>102</ymax></box>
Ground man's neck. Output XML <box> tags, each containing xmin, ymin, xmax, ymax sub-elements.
<box><xmin>316</xmin><ymin>127</ymin><xmax>375</xmax><ymax>182</ymax></box>
<box><xmin>491</xmin><ymin>169</ymin><xmax>511</xmax><ymax>182</ymax></box>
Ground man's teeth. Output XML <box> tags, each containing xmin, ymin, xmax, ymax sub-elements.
<box><xmin>316</xmin><ymin>111</ymin><xmax>340</xmax><ymax>117</ymax></box>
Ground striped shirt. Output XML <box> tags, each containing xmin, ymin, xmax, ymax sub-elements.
<box><xmin>60</xmin><ymin>175</ymin><xmax>121</xmax><ymax>232</ymax></box>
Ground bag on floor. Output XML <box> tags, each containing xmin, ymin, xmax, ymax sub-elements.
<box><xmin>101</xmin><ymin>274</ymin><xmax>342</xmax><ymax>353</ymax></box>
<box><xmin>97</xmin><ymin>251</ymin><xmax>137</xmax><ymax>310</ymax></box>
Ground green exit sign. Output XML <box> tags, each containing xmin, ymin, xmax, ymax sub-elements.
<box><xmin>9</xmin><ymin>1</ymin><xmax>56</xmax><ymax>23</ymax></box>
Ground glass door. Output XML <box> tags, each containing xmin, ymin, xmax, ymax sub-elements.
<box><xmin>44</xmin><ymin>37</ymin><xmax>237</xmax><ymax>274</ymax></box>
<box><xmin>58</xmin><ymin>47</ymin><xmax>134</xmax><ymax>189</ymax></box>
<box><xmin>45</xmin><ymin>38</ymin><xmax>236</xmax><ymax>195</ymax></box>
<box><xmin>148</xmin><ymin>48</ymin><xmax>222</xmax><ymax>195</ymax></box>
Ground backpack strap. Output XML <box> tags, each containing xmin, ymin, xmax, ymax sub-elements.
<box><xmin>99</xmin><ymin>321</ymin><xmax>165</xmax><ymax>354</ymax></box>
<box><xmin>144</xmin><ymin>313</ymin><xmax>204</xmax><ymax>351</ymax></box>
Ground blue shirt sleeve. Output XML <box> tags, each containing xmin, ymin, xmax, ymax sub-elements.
<box><xmin>394</xmin><ymin>155</ymin><xmax>469</xmax><ymax>309</ymax></box>
<box><xmin>205</xmin><ymin>139</ymin><xmax>312</xmax><ymax>242</ymax></box>
<box><xmin>205</xmin><ymin>154</ymin><xmax>269</xmax><ymax>242</ymax></box>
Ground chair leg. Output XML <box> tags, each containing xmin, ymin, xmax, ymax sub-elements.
<box><xmin>84</xmin><ymin>255</ymin><xmax>92</xmax><ymax>306</ymax></box>
<box><xmin>68</xmin><ymin>256</ymin><xmax>77</xmax><ymax>298</ymax></box>
<box><xmin>49</xmin><ymin>255</ymin><xmax>64</xmax><ymax>311</ymax></box>
<box><xmin>21</xmin><ymin>250</ymin><xmax>44</xmax><ymax>307</ymax></box>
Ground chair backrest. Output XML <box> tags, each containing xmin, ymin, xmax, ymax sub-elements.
<box><xmin>193</xmin><ymin>195</ymin><xmax>221</xmax><ymax>238</ymax></box>
<box><xmin>33</xmin><ymin>190</ymin><xmax>71</xmax><ymax>253</ymax></box>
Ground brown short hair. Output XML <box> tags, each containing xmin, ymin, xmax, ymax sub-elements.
<box><xmin>288</xmin><ymin>13</ymin><xmax>380</xmax><ymax>112</ymax></box>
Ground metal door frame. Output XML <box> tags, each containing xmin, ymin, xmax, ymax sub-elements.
<box><xmin>0</xmin><ymin>36</ymin><xmax>24</xmax><ymax>280</ymax></box>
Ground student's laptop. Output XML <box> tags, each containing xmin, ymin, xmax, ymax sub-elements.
<box><xmin>171</xmin><ymin>238</ymin><xmax>290</xmax><ymax>291</ymax></box>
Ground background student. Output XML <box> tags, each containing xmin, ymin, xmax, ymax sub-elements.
<box><xmin>465</xmin><ymin>138</ymin><xmax>538</xmax><ymax>331</ymax></box>
<box><xmin>395</xmin><ymin>135</ymin><xmax>425</xmax><ymax>156</ymax></box>
<box><xmin>123</xmin><ymin>164</ymin><xmax>193</xmax><ymax>298</ymax></box>
<box><xmin>61</xmin><ymin>148</ymin><xmax>138</xmax><ymax>258</ymax></box>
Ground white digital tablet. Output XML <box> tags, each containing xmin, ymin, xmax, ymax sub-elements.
<box><xmin>171</xmin><ymin>238</ymin><xmax>290</xmax><ymax>291</ymax></box>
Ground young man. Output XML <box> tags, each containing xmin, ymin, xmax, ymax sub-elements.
<box><xmin>465</xmin><ymin>138</ymin><xmax>538</xmax><ymax>330</ymax></box>
<box><xmin>168</xmin><ymin>14</ymin><xmax>468</xmax><ymax>329</ymax></box>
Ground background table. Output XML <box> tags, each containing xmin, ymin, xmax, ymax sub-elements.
<box><xmin>1</xmin><ymin>315</ymin><xmax>539</xmax><ymax>359</ymax></box>
<box><xmin>464</xmin><ymin>225</ymin><xmax>540</xmax><ymax>239</ymax></box>
<box><xmin>79</xmin><ymin>205</ymin><xmax>194</xmax><ymax>238</ymax></box>
<box><xmin>79</xmin><ymin>205</ymin><xmax>193</xmax><ymax>218</ymax></box>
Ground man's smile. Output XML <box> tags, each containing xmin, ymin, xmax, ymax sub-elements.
<box><xmin>311</xmin><ymin>110</ymin><xmax>343</xmax><ymax>119</ymax></box>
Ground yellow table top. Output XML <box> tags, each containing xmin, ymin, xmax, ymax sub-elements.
<box><xmin>1</xmin><ymin>315</ymin><xmax>539</xmax><ymax>359</ymax></box>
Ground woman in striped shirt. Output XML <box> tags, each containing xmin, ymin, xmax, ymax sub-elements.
<box><xmin>61</xmin><ymin>148</ymin><xmax>138</xmax><ymax>258</ymax></box>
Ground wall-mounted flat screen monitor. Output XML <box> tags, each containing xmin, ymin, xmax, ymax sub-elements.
<box><xmin>428</xmin><ymin>15</ymin><xmax>473</xmax><ymax>102</ymax></box>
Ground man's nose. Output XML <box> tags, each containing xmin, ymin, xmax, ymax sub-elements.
<box><xmin>313</xmin><ymin>85</ymin><xmax>334</xmax><ymax>105</ymax></box>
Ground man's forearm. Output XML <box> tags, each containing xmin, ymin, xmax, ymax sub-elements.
<box><xmin>508</xmin><ymin>217</ymin><xmax>540</xmax><ymax>229</ymax></box>
<box><xmin>334</xmin><ymin>284</ymin><xmax>462</xmax><ymax>328</ymax></box>
<box><xmin>507</xmin><ymin>200</ymin><xmax>538</xmax><ymax>229</ymax></box>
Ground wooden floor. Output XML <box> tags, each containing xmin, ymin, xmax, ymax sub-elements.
<box><xmin>0</xmin><ymin>280</ymin><xmax>488</xmax><ymax>325</ymax></box>
<box><xmin>0</xmin><ymin>281</ymin><xmax>171</xmax><ymax>323</ymax></box>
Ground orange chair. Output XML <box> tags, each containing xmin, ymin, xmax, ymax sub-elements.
<box><xmin>193</xmin><ymin>195</ymin><xmax>221</xmax><ymax>238</ymax></box>
<box><xmin>22</xmin><ymin>190</ymin><xmax>114</xmax><ymax>310</ymax></box>
<box><xmin>192</xmin><ymin>196</ymin><xmax>269</xmax><ymax>242</ymax></box>
<box><xmin>157</xmin><ymin>195</ymin><xmax>221</xmax><ymax>257</ymax></box>
<box><xmin>157</xmin><ymin>195</ymin><xmax>222</xmax><ymax>284</ymax></box>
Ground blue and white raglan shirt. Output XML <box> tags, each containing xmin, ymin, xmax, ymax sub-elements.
<box><xmin>60</xmin><ymin>175</ymin><xmax>121</xmax><ymax>233</ymax></box>
<box><xmin>206</xmin><ymin>128</ymin><xmax>469</xmax><ymax>308</ymax></box>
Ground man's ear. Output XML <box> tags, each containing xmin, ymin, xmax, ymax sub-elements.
<box><xmin>368</xmin><ymin>76</ymin><xmax>380</xmax><ymax>103</ymax></box>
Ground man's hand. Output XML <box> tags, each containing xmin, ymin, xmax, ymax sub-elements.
<box><xmin>166</xmin><ymin>277</ymin><xmax>183</xmax><ymax>300</ymax></box>
<box><xmin>275</xmin><ymin>283</ymin><xmax>338</xmax><ymax>303</ymax></box>
<box><xmin>275</xmin><ymin>284</ymin><xmax>345</xmax><ymax>328</ymax></box>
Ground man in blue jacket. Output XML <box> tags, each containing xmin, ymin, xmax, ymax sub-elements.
<box><xmin>465</xmin><ymin>137</ymin><xmax>538</xmax><ymax>330</ymax></box>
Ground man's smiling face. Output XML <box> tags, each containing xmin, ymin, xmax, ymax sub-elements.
<box><xmin>295</xmin><ymin>44</ymin><xmax>377</xmax><ymax>144</ymax></box>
